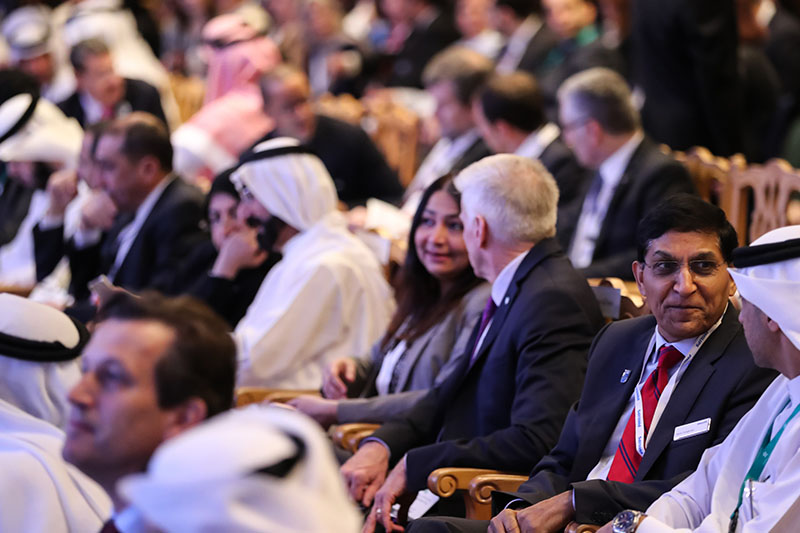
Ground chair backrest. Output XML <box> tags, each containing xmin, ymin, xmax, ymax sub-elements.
<box><xmin>315</xmin><ymin>93</ymin><xmax>420</xmax><ymax>188</ymax></box>
<box><xmin>724</xmin><ymin>158</ymin><xmax>800</xmax><ymax>245</ymax></box>
<box><xmin>671</xmin><ymin>146</ymin><xmax>741</xmax><ymax>207</ymax></box>
<box><xmin>168</xmin><ymin>73</ymin><xmax>206</xmax><ymax>124</ymax></box>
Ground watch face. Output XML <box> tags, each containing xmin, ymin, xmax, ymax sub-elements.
<box><xmin>613</xmin><ymin>510</ymin><xmax>637</xmax><ymax>533</ymax></box>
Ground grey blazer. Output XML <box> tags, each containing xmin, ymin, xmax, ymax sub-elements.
<box><xmin>337</xmin><ymin>283</ymin><xmax>491</xmax><ymax>423</ymax></box>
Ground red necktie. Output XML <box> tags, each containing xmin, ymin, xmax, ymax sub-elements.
<box><xmin>607</xmin><ymin>345</ymin><xmax>684</xmax><ymax>482</ymax></box>
<box><xmin>469</xmin><ymin>297</ymin><xmax>497</xmax><ymax>364</ymax></box>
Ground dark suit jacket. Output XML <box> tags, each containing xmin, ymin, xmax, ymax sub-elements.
<box><xmin>35</xmin><ymin>177</ymin><xmax>204</xmax><ymax>301</ymax></box>
<box><xmin>370</xmin><ymin>238</ymin><xmax>606</xmax><ymax>491</ymax></box>
<box><xmin>452</xmin><ymin>136</ymin><xmax>492</xmax><ymax>174</ymax></box>
<box><xmin>242</xmin><ymin>114</ymin><xmax>403</xmax><ymax>207</ymax></box>
<box><xmin>631</xmin><ymin>0</ymin><xmax>742</xmax><ymax>155</ymax></box>
<box><xmin>387</xmin><ymin>9</ymin><xmax>460</xmax><ymax>88</ymax></box>
<box><xmin>495</xmin><ymin>308</ymin><xmax>776</xmax><ymax>525</ymax></box>
<box><xmin>557</xmin><ymin>137</ymin><xmax>695</xmax><ymax>280</ymax></box>
<box><xmin>514</xmin><ymin>24</ymin><xmax>560</xmax><ymax>76</ymax></box>
<box><xmin>539</xmin><ymin>136</ymin><xmax>588</xmax><ymax>209</ymax></box>
<box><xmin>57</xmin><ymin>78</ymin><xmax>167</xmax><ymax>129</ymax></box>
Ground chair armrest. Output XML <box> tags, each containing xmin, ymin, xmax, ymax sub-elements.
<box><xmin>565</xmin><ymin>522</ymin><xmax>600</xmax><ymax>533</ymax></box>
<box><xmin>235</xmin><ymin>387</ymin><xmax>320</xmax><ymax>407</ymax></box>
<box><xmin>468</xmin><ymin>473</ymin><xmax>529</xmax><ymax>506</ymax></box>
<box><xmin>332</xmin><ymin>423</ymin><xmax>381</xmax><ymax>453</ymax></box>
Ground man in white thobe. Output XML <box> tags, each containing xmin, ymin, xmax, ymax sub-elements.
<box><xmin>601</xmin><ymin>225</ymin><xmax>800</xmax><ymax>533</ymax></box>
<box><xmin>232</xmin><ymin>137</ymin><xmax>395</xmax><ymax>389</ymax></box>
<box><xmin>0</xmin><ymin>293</ymin><xmax>111</xmax><ymax>532</ymax></box>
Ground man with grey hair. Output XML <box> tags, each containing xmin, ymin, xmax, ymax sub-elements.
<box><xmin>342</xmin><ymin>154</ymin><xmax>605</xmax><ymax>531</ymax></box>
<box><xmin>556</xmin><ymin>67</ymin><xmax>694</xmax><ymax>280</ymax></box>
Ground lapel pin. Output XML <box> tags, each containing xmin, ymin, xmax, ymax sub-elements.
<box><xmin>620</xmin><ymin>369</ymin><xmax>631</xmax><ymax>383</ymax></box>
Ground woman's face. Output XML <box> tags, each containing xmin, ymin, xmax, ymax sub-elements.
<box><xmin>414</xmin><ymin>190</ymin><xmax>471</xmax><ymax>282</ymax></box>
<box><xmin>208</xmin><ymin>192</ymin><xmax>238</xmax><ymax>249</ymax></box>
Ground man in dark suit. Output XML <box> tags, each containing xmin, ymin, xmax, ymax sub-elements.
<box><xmin>341</xmin><ymin>154</ymin><xmax>605</xmax><ymax>532</ymax></box>
<box><xmin>402</xmin><ymin>46</ymin><xmax>494</xmax><ymax>211</ymax></box>
<box><xmin>631</xmin><ymin>0</ymin><xmax>742</xmax><ymax>156</ymax></box>
<box><xmin>246</xmin><ymin>65</ymin><xmax>403</xmax><ymax>207</ymax></box>
<box><xmin>556</xmin><ymin>67</ymin><xmax>695</xmax><ymax>280</ymax></box>
<box><xmin>34</xmin><ymin>113</ymin><xmax>204</xmax><ymax>304</ymax></box>
<box><xmin>492</xmin><ymin>0</ymin><xmax>558</xmax><ymax>75</ymax></box>
<box><xmin>57</xmin><ymin>38</ymin><xmax>167</xmax><ymax>129</ymax></box>
<box><xmin>409</xmin><ymin>195</ymin><xmax>776</xmax><ymax>533</ymax></box>
<box><xmin>386</xmin><ymin>0</ymin><xmax>461</xmax><ymax>88</ymax></box>
<box><xmin>472</xmin><ymin>71</ymin><xmax>588</xmax><ymax>210</ymax></box>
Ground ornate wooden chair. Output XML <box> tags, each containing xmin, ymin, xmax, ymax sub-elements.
<box><xmin>331</xmin><ymin>422</ymin><xmax>381</xmax><ymax>453</ymax></box>
<box><xmin>234</xmin><ymin>387</ymin><xmax>320</xmax><ymax>407</ymax></box>
<box><xmin>167</xmin><ymin>73</ymin><xmax>205</xmax><ymax>124</ymax></box>
<box><xmin>669</xmin><ymin>146</ymin><xmax>744</xmax><ymax>207</ymax></box>
<box><xmin>724</xmin><ymin>158</ymin><xmax>800</xmax><ymax>245</ymax></box>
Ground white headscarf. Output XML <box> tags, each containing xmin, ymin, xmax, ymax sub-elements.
<box><xmin>119</xmin><ymin>405</ymin><xmax>362</xmax><ymax>533</ymax></box>
<box><xmin>0</xmin><ymin>92</ymin><xmax>83</xmax><ymax>169</ymax></box>
<box><xmin>0</xmin><ymin>293</ymin><xmax>87</xmax><ymax>429</ymax></box>
<box><xmin>231</xmin><ymin>137</ymin><xmax>339</xmax><ymax>231</ymax></box>
<box><xmin>729</xmin><ymin>225</ymin><xmax>800</xmax><ymax>352</ymax></box>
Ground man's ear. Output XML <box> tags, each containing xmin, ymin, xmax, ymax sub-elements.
<box><xmin>163</xmin><ymin>397</ymin><xmax>208</xmax><ymax>440</ymax></box>
<box><xmin>632</xmin><ymin>260</ymin><xmax>646</xmax><ymax>299</ymax></box>
<box><xmin>137</xmin><ymin>155</ymin><xmax>160</xmax><ymax>183</ymax></box>
<box><xmin>476</xmin><ymin>215</ymin><xmax>489</xmax><ymax>249</ymax></box>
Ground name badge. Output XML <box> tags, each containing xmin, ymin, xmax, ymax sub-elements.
<box><xmin>673</xmin><ymin>418</ymin><xmax>711</xmax><ymax>441</ymax></box>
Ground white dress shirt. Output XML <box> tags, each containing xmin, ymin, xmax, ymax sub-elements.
<box><xmin>568</xmin><ymin>131</ymin><xmax>644</xmax><ymax>268</ymax></box>
<box><xmin>640</xmin><ymin>373</ymin><xmax>800</xmax><ymax>533</ymax></box>
<box><xmin>514</xmin><ymin>123</ymin><xmax>561</xmax><ymax>161</ymax></box>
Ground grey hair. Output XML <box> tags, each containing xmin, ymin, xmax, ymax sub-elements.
<box><xmin>422</xmin><ymin>45</ymin><xmax>494</xmax><ymax>105</ymax></box>
<box><xmin>557</xmin><ymin>67</ymin><xmax>640</xmax><ymax>134</ymax></box>
<box><xmin>69</xmin><ymin>38</ymin><xmax>110</xmax><ymax>73</ymax></box>
<box><xmin>455</xmin><ymin>154</ymin><xmax>559</xmax><ymax>244</ymax></box>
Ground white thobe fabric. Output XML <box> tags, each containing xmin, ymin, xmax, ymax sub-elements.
<box><xmin>232</xmin><ymin>138</ymin><xmax>394</xmax><ymax>388</ymax></box>
<box><xmin>0</xmin><ymin>398</ymin><xmax>111</xmax><ymax>532</ymax></box>
<box><xmin>514</xmin><ymin>122</ymin><xmax>561</xmax><ymax>160</ymax></box>
<box><xmin>119</xmin><ymin>404</ymin><xmax>362</xmax><ymax>533</ymax></box>
<box><xmin>234</xmin><ymin>212</ymin><xmax>394</xmax><ymax>388</ymax></box>
<box><xmin>639</xmin><ymin>374</ymin><xmax>800</xmax><ymax>533</ymax></box>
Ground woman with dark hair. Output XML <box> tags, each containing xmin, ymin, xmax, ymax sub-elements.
<box><xmin>289</xmin><ymin>174</ymin><xmax>489</xmax><ymax>426</ymax></box>
<box><xmin>174</xmin><ymin>169</ymin><xmax>279</xmax><ymax>326</ymax></box>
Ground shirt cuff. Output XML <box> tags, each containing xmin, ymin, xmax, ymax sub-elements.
<box><xmin>38</xmin><ymin>214</ymin><xmax>65</xmax><ymax>231</ymax></box>
<box><xmin>504</xmin><ymin>498</ymin><xmax>528</xmax><ymax>511</ymax></box>
<box><xmin>360</xmin><ymin>436</ymin><xmax>391</xmax><ymax>455</ymax></box>
<box><xmin>73</xmin><ymin>227</ymin><xmax>102</xmax><ymax>248</ymax></box>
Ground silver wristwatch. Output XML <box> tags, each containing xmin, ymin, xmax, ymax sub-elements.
<box><xmin>612</xmin><ymin>510</ymin><xmax>646</xmax><ymax>533</ymax></box>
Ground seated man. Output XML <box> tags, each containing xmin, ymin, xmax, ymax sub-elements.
<box><xmin>0</xmin><ymin>69</ymin><xmax>84</xmax><ymax>288</ymax></box>
<box><xmin>247</xmin><ymin>64</ymin><xmax>403</xmax><ymax>207</ymax></box>
<box><xmin>473</xmin><ymin>70</ymin><xmax>587</xmax><ymax>209</ymax></box>
<box><xmin>410</xmin><ymin>195</ymin><xmax>776</xmax><ymax>532</ymax></box>
<box><xmin>492</xmin><ymin>0</ymin><xmax>558</xmax><ymax>75</ymax></box>
<box><xmin>402</xmin><ymin>45</ymin><xmax>494</xmax><ymax>213</ymax></box>
<box><xmin>556</xmin><ymin>67</ymin><xmax>695</xmax><ymax>280</ymax></box>
<box><xmin>232</xmin><ymin>138</ymin><xmax>395</xmax><ymax>389</ymax></box>
<box><xmin>0</xmin><ymin>293</ymin><xmax>110</xmax><ymax>532</ymax></box>
<box><xmin>596</xmin><ymin>225</ymin><xmax>800</xmax><ymax>532</ymax></box>
<box><xmin>33</xmin><ymin>112</ymin><xmax>205</xmax><ymax>306</ymax></box>
<box><xmin>341</xmin><ymin>154</ymin><xmax>605</xmax><ymax>531</ymax></box>
<box><xmin>58</xmin><ymin>38</ymin><xmax>167</xmax><ymax>129</ymax></box>
<box><xmin>118</xmin><ymin>405</ymin><xmax>363</xmax><ymax>532</ymax></box>
<box><xmin>63</xmin><ymin>291</ymin><xmax>237</xmax><ymax>531</ymax></box>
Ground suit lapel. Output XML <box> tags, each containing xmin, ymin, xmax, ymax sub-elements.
<box><xmin>636</xmin><ymin>307</ymin><xmax>740</xmax><ymax>478</ymax></box>
<box><xmin>394</xmin><ymin>326</ymin><xmax>438</xmax><ymax>391</ymax></box>
<box><xmin>579</xmin><ymin>319</ymin><xmax>653</xmax><ymax>468</ymax></box>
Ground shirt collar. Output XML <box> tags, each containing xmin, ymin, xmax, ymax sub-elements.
<box><xmin>598</xmin><ymin>130</ymin><xmax>643</xmax><ymax>188</ymax></box>
<box><xmin>508</xmin><ymin>16</ymin><xmax>542</xmax><ymax>50</ymax></box>
<box><xmin>491</xmin><ymin>249</ymin><xmax>529</xmax><ymax>306</ymax></box>
<box><xmin>514</xmin><ymin>123</ymin><xmax>561</xmax><ymax>160</ymax></box>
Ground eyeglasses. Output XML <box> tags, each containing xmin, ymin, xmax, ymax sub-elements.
<box><xmin>641</xmin><ymin>260</ymin><xmax>722</xmax><ymax>278</ymax></box>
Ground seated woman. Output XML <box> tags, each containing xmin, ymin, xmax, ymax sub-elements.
<box><xmin>175</xmin><ymin>169</ymin><xmax>279</xmax><ymax>327</ymax></box>
<box><xmin>289</xmin><ymin>175</ymin><xmax>490</xmax><ymax>426</ymax></box>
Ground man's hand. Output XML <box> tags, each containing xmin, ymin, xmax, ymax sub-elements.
<box><xmin>45</xmin><ymin>169</ymin><xmax>78</xmax><ymax>218</ymax></box>
<box><xmin>211</xmin><ymin>227</ymin><xmax>268</xmax><ymax>279</ymax></box>
<box><xmin>322</xmin><ymin>357</ymin><xmax>358</xmax><ymax>398</ymax></box>
<box><xmin>489</xmin><ymin>491</ymin><xmax>575</xmax><ymax>533</ymax></box>
<box><xmin>81</xmin><ymin>191</ymin><xmax>117</xmax><ymax>231</ymax></box>
<box><xmin>341</xmin><ymin>441</ymin><xmax>390</xmax><ymax>507</ymax></box>
<box><xmin>287</xmin><ymin>395</ymin><xmax>338</xmax><ymax>428</ymax></box>
<box><xmin>595</xmin><ymin>522</ymin><xmax>613</xmax><ymax>533</ymax></box>
<box><xmin>362</xmin><ymin>457</ymin><xmax>409</xmax><ymax>533</ymax></box>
